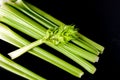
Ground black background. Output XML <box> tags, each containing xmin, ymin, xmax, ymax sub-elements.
<box><xmin>0</xmin><ymin>0</ymin><xmax>120</xmax><ymax>80</ymax></box>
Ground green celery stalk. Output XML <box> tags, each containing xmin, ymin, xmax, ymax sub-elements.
<box><xmin>72</xmin><ymin>38</ymin><xmax>100</xmax><ymax>55</ymax></box>
<box><xmin>0</xmin><ymin>2</ymin><xmax>46</xmax><ymax>37</ymax></box>
<box><xmin>6</xmin><ymin>0</ymin><xmax>58</xmax><ymax>28</ymax></box>
<box><xmin>19</xmin><ymin>0</ymin><xmax>65</xmax><ymax>28</ymax></box>
<box><xmin>0</xmin><ymin>54</ymin><xmax>46</xmax><ymax>80</ymax></box>
<box><xmin>63</xmin><ymin>43</ymin><xmax>99</xmax><ymax>62</ymax></box>
<box><xmin>8</xmin><ymin>38</ymin><xmax>44</xmax><ymax>59</ymax></box>
<box><xmin>76</xmin><ymin>33</ymin><xmax>105</xmax><ymax>53</ymax></box>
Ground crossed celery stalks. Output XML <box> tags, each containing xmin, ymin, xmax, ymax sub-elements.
<box><xmin>0</xmin><ymin>0</ymin><xmax>104</xmax><ymax>79</ymax></box>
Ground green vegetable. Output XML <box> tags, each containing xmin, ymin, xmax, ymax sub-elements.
<box><xmin>8</xmin><ymin>38</ymin><xmax>45</xmax><ymax>59</ymax></box>
<box><xmin>0</xmin><ymin>0</ymin><xmax>104</xmax><ymax>79</ymax></box>
<box><xmin>0</xmin><ymin>54</ymin><xmax>46</xmax><ymax>80</ymax></box>
<box><xmin>6</xmin><ymin>0</ymin><xmax>104</xmax><ymax>54</ymax></box>
<box><xmin>0</xmin><ymin>4</ymin><xmax>97</xmax><ymax>74</ymax></box>
<box><xmin>0</xmin><ymin>0</ymin><xmax>99</xmax><ymax>63</ymax></box>
<box><xmin>0</xmin><ymin>23</ymin><xmax>84</xmax><ymax>78</ymax></box>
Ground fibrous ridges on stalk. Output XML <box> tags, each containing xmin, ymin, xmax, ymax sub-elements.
<box><xmin>0</xmin><ymin>0</ymin><xmax>104</xmax><ymax>79</ymax></box>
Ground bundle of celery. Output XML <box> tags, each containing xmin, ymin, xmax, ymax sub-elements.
<box><xmin>0</xmin><ymin>0</ymin><xmax>104</xmax><ymax>79</ymax></box>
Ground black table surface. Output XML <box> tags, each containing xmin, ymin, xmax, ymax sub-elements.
<box><xmin>0</xmin><ymin>0</ymin><xmax>120</xmax><ymax>80</ymax></box>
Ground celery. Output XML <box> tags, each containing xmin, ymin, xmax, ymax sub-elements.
<box><xmin>0</xmin><ymin>4</ymin><xmax>97</xmax><ymax>74</ymax></box>
<box><xmin>0</xmin><ymin>23</ymin><xmax>84</xmax><ymax>78</ymax></box>
<box><xmin>0</xmin><ymin>0</ymin><xmax>105</xmax><ymax>78</ymax></box>
<box><xmin>8</xmin><ymin>38</ymin><xmax>44</xmax><ymax>59</ymax></box>
<box><xmin>5</xmin><ymin>0</ymin><xmax>103</xmax><ymax>54</ymax></box>
<box><xmin>0</xmin><ymin>3</ymin><xmax>99</xmax><ymax>63</ymax></box>
<box><xmin>7</xmin><ymin>0</ymin><xmax>104</xmax><ymax>53</ymax></box>
<box><xmin>0</xmin><ymin>54</ymin><xmax>46</xmax><ymax>80</ymax></box>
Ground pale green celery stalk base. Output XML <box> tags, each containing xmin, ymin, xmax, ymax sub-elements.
<box><xmin>0</xmin><ymin>54</ymin><xmax>46</xmax><ymax>80</ymax></box>
<box><xmin>8</xmin><ymin>38</ymin><xmax>44</xmax><ymax>59</ymax></box>
<box><xmin>23</xmin><ymin>1</ymin><xmax>104</xmax><ymax>53</ymax></box>
<box><xmin>0</xmin><ymin>4</ymin><xmax>98</xmax><ymax>63</ymax></box>
<box><xmin>0</xmin><ymin>23</ymin><xmax>83</xmax><ymax>78</ymax></box>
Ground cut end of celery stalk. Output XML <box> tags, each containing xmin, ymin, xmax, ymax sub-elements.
<box><xmin>77</xmin><ymin>33</ymin><xmax>105</xmax><ymax>54</ymax></box>
<box><xmin>8</xmin><ymin>38</ymin><xmax>44</xmax><ymax>59</ymax></box>
<box><xmin>79</xmin><ymin>72</ymin><xmax>84</xmax><ymax>78</ymax></box>
<box><xmin>99</xmin><ymin>47</ymin><xmax>105</xmax><ymax>54</ymax></box>
<box><xmin>95</xmin><ymin>57</ymin><xmax>99</xmax><ymax>62</ymax></box>
<box><xmin>92</xmin><ymin>67</ymin><xmax>97</xmax><ymax>74</ymax></box>
<box><xmin>8</xmin><ymin>52</ymin><xmax>18</xmax><ymax>59</ymax></box>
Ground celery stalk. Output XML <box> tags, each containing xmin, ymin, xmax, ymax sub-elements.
<box><xmin>77</xmin><ymin>33</ymin><xmax>105</xmax><ymax>53</ymax></box>
<box><xmin>0</xmin><ymin>54</ymin><xmax>46</xmax><ymax>80</ymax></box>
<box><xmin>8</xmin><ymin>38</ymin><xmax>44</xmax><ymax>59</ymax></box>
